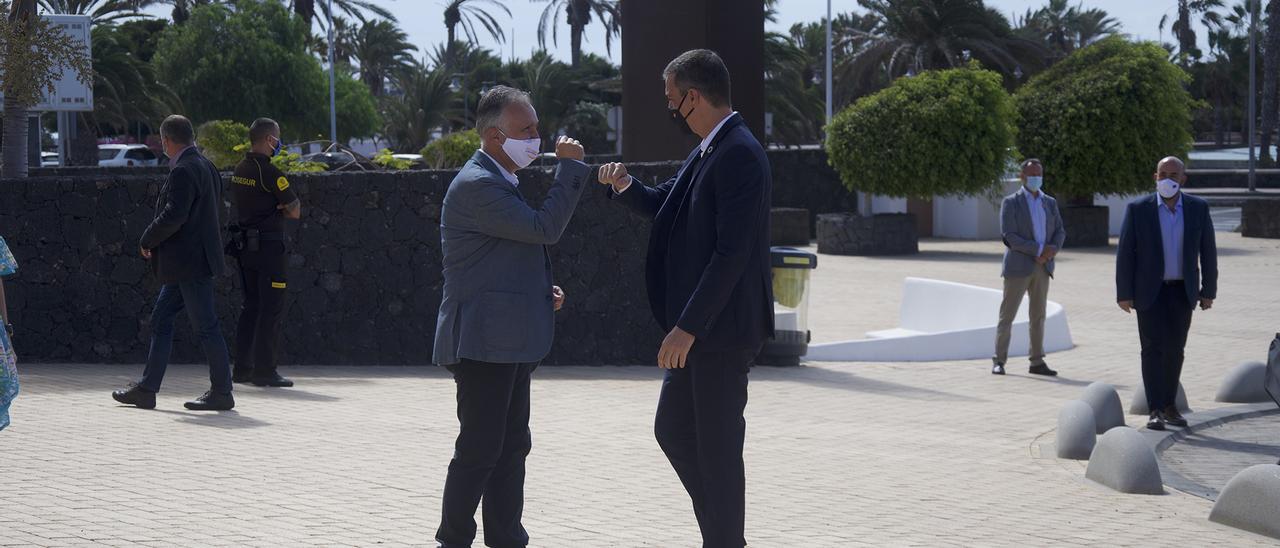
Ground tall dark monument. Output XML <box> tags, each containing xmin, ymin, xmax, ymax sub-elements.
<box><xmin>621</xmin><ymin>0</ymin><xmax>766</xmax><ymax>162</ymax></box>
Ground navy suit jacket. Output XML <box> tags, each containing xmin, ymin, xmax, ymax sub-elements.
<box><xmin>140</xmin><ymin>147</ymin><xmax>226</xmax><ymax>285</ymax></box>
<box><xmin>611</xmin><ymin>114</ymin><xmax>775</xmax><ymax>352</ymax></box>
<box><xmin>1115</xmin><ymin>193</ymin><xmax>1218</xmax><ymax>311</ymax></box>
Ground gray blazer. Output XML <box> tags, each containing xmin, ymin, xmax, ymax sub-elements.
<box><xmin>432</xmin><ymin>151</ymin><xmax>590</xmax><ymax>366</ymax></box>
<box><xmin>1000</xmin><ymin>189</ymin><xmax>1066</xmax><ymax>278</ymax></box>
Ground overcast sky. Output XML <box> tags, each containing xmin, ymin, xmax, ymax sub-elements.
<box><xmin>137</xmin><ymin>1</ymin><xmax>1217</xmax><ymax>64</ymax></box>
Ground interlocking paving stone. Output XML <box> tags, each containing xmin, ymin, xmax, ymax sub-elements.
<box><xmin>0</xmin><ymin>235</ymin><xmax>1277</xmax><ymax>546</ymax></box>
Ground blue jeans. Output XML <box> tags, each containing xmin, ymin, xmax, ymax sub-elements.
<box><xmin>139</xmin><ymin>277</ymin><xmax>232</xmax><ymax>394</ymax></box>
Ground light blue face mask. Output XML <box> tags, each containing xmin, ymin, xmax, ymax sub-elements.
<box><xmin>1025</xmin><ymin>176</ymin><xmax>1043</xmax><ymax>192</ymax></box>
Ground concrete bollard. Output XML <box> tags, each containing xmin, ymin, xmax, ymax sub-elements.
<box><xmin>1214</xmin><ymin>361</ymin><xmax>1270</xmax><ymax>403</ymax></box>
<box><xmin>1085</xmin><ymin>427</ymin><xmax>1164</xmax><ymax>494</ymax></box>
<box><xmin>1080</xmin><ymin>382</ymin><xmax>1125</xmax><ymax>434</ymax></box>
<box><xmin>1209</xmin><ymin>464</ymin><xmax>1280</xmax><ymax>540</ymax></box>
<box><xmin>1129</xmin><ymin>383</ymin><xmax>1191</xmax><ymax>415</ymax></box>
<box><xmin>1056</xmin><ymin>400</ymin><xmax>1097</xmax><ymax>460</ymax></box>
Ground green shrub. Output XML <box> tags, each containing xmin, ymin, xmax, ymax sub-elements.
<box><xmin>229</xmin><ymin>143</ymin><xmax>326</xmax><ymax>173</ymax></box>
<box><xmin>1015</xmin><ymin>37</ymin><xmax>1197</xmax><ymax>198</ymax></box>
<box><xmin>421</xmin><ymin>130</ymin><xmax>481</xmax><ymax>169</ymax></box>
<box><xmin>197</xmin><ymin>120</ymin><xmax>249</xmax><ymax>169</ymax></box>
<box><xmin>373</xmin><ymin>148</ymin><xmax>414</xmax><ymax>170</ymax></box>
<box><xmin>825</xmin><ymin>66</ymin><xmax>1015</xmax><ymax>199</ymax></box>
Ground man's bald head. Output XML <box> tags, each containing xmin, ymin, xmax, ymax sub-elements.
<box><xmin>1154</xmin><ymin>156</ymin><xmax>1186</xmax><ymax>184</ymax></box>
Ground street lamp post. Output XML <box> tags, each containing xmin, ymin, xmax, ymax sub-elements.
<box><xmin>1248</xmin><ymin>0</ymin><xmax>1258</xmax><ymax>192</ymax></box>
<box><xmin>824</xmin><ymin>0</ymin><xmax>832</xmax><ymax>129</ymax></box>
<box><xmin>327</xmin><ymin>0</ymin><xmax>338</xmax><ymax>148</ymax></box>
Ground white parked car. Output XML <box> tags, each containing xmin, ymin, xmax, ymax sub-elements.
<box><xmin>40</xmin><ymin>151</ymin><xmax>59</xmax><ymax>167</ymax></box>
<box><xmin>98</xmin><ymin>144</ymin><xmax>160</xmax><ymax>167</ymax></box>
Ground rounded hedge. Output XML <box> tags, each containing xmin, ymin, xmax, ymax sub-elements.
<box><xmin>825</xmin><ymin>66</ymin><xmax>1015</xmax><ymax>199</ymax></box>
<box><xmin>1015</xmin><ymin>37</ymin><xmax>1196</xmax><ymax>198</ymax></box>
<box><xmin>197</xmin><ymin>120</ymin><xmax>249</xmax><ymax>170</ymax></box>
<box><xmin>422</xmin><ymin>130</ymin><xmax>482</xmax><ymax>169</ymax></box>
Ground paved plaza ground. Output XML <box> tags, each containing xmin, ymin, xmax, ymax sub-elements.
<box><xmin>1</xmin><ymin>233</ymin><xmax>1278</xmax><ymax>546</ymax></box>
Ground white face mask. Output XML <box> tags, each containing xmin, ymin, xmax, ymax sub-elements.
<box><xmin>1156</xmin><ymin>178</ymin><xmax>1180</xmax><ymax>199</ymax></box>
<box><xmin>499</xmin><ymin>130</ymin><xmax>541</xmax><ymax>169</ymax></box>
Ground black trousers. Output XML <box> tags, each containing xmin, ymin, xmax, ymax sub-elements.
<box><xmin>233</xmin><ymin>242</ymin><xmax>287</xmax><ymax>379</ymax></box>
<box><xmin>655</xmin><ymin>347</ymin><xmax>754</xmax><ymax>548</ymax></box>
<box><xmin>437</xmin><ymin>360</ymin><xmax>537</xmax><ymax>548</ymax></box>
<box><xmin>1136</xmin><ymin>281</ymin><xmax>1195</xmax><ymax>412</ymax></box>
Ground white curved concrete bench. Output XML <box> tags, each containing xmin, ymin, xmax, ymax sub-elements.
<box><xmin>803</xmin><ymin>277</ymin><xmax>1074</xmax><ymax>362</ymax></box>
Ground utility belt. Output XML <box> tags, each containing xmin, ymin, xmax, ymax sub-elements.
<box><xmin>225</xmin><ymin>225</ymin><xmax>285</xmax><ymax>256</ymax></box>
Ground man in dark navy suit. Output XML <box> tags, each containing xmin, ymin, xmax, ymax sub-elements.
<box><xmin>598</xmin><ymin>49</ymin><xmax>773</xmax><ymax>548</ymax></box>
<box><xmin>1116</xmin><ymin>156</ymin><xmax>1217</xmax><ymax>431</ymax></box>
<box><xmin>112</xmin><ymin>115</ymin><xmax>235</xmax><ymax>411</ymax></box>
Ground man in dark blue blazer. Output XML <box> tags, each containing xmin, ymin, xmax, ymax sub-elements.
<box><xmin>112</xmin><ymin>115</ymin><xmax>235</xmax><ymax>411</ymax></box>
<box><xmin>599</xmin><ymin>49</ymin><xmax>773</xmax><ymax>548</ymax></box>
<box><xmin>1116</xmin><ymin>156</ymin><xmax>1217</xmax><ymax>431</ymax></box>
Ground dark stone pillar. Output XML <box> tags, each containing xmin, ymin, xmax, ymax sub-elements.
<box><xmin>621</xmin><ymin>0</ymin><xmax>765</xmax><ymax>162</ymax></box>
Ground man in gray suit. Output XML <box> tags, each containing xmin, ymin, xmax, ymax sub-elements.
<box><xmin>993</xmin><ymin>158</ymin><xmax>1066</xmax><ymax>376</ymax></box>
<box><xmin>432</xmin><ymin>86</ymin><xmax>589</xmax><ymax>548</ymax></box>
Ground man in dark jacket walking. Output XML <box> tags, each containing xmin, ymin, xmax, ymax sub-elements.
<box><xmin>112</xmin><ymin>115</ymin><xmax>235</xmax><ymax>411</ymax></box>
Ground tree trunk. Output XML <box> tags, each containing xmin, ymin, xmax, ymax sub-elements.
<box><xmin>570</xmin><ymin>23</ymin><xmax>583</xmax><ymax>67</ymax></box>
<box><xmin>1</xmin><ymin>0</ymin><xmax>37</xmax><ymax>178</ymax></box>
<box><xmin>69</xmin><ymin>112</ymin><xmax>97</xmax><ymax>167</ymax></box>
<box><xmin>1</xmin><ymin>96</ymin><xmax>29</xmax><ymax>178</ymax></box>
<box><xmin>1260</xmin><ymin>0</ymin><xmax>1280</xmax><ymax>166</ymax></box>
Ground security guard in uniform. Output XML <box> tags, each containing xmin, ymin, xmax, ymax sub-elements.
<box><xmin>229</xmin><ymin>118</ymin><xmax>301</xmax><ymax>387</ymax></box>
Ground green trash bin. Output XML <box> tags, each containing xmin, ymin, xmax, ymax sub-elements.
<box><xmin>757</xmin><ymin>247</ymin><xmax>817</xmax><ymax>366</ymax></box>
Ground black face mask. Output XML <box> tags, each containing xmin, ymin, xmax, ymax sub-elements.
<box><xmin>669</xmin><ymin>91</ymin><xmax>695</xmax><ymax>136</ymax></box>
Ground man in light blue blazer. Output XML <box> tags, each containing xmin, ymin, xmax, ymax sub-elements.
<box><xmin>432</xmin><ymin>86</ymin><xmax>590</xmax><ymax>548</ymax></box>
<box><xmin>993</xmin><ymin>159</ymin><xmax>1066</xmax><ymax>376</ymax></box>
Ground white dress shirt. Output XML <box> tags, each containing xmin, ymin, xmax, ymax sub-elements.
<box><xmin>478</xmin><ymin>149</ymin><xmax>520</xmax><ymax>188</ymax></box>
<box><xmin>614</xmin><ymin>111</ymin><xmax>738</xmax><ymax>194</ymax></box>
<box><xmin>1022</xmin><ymin>187</ymin><xmax>1046</xmax><ymax>256</ymax></box>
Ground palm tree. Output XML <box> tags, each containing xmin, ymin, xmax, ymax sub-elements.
<box><xmin>1014</xmin><ymin>0</ymin><xmax>1121</xmax><ymax>58</ymax></box>
<box><xmin>138</xmin><ymin>0</ymin><xmax>217</xmax><ymax>25</ymax></box>
<box><xmin>512</xmin><ymin>52</ymin><xmax>572</xmax><ymax>148</ymax></box>
<box><xmin>88</xmin><ymin>24</ymin><xmax>180</xmax><ymax>132</ymax></box>
<box><xmin>308</xmin><ymin>15</ymin><xmax>356</xmax><ymax>64</ymax></box>
<box><xmin>1256</xmin><ymin>0</ymin><xmax>1279</xmax><ymax>165</ymax></box>
<box><xmin>290</xmin><ymin>0</ymin><xmax>394</xmax><ymax>31</ymax></box>
<box><xmin>1201</xmin><ymin>25</ymin><xmax>1248</xmax><ymax>144</ymax></box>
<box><xmin>380</xmin><ymin>62</ymin><xmax>454</xmax><ymax>152</ymax></box>
<box><xmin>352</xmin><ymin>19</ymin><xmax>416</xmax><ymax>96</ymax></box>
<box><xmin>36</xmin><ymin>0</ymin><xmax>145</xmax><ymax>23</ymax></box>
<box><xmin>762</xmin><ymin>0</ymin><xmax>823</xmax><ymax>144</ymax></box>
<box><xmin>1161</xmin><ymin>0</ymin><xmax>1226</xmax><ymax>65</ymax></box>
<box><xmin>533</xmin><ymin>0</ymin><xmax>620</xmax><ymax>67</ymax></box>
<box><xmin>2</xmin><ymin>0</ymin><xmax>38</xmax><ymax>177</ymax></box>
<box><xmin>443</xmin><ymin>0</ymin><xmax>509</xmax><ymax>46</ymax></box>
<box><xmin>844</xmin><ymin>0</ymin><xmax>1047</xmax><ymax>88</ymax></box>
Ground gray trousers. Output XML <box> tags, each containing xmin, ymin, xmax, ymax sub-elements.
<box><xmin>994</xmin><ymin>265</ymin><xmax>1050</xmax><ymax>365</ymax></box>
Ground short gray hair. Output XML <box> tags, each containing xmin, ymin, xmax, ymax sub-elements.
<box><xmin>475</xmin><ymin>85</ymin><xmax>531</xmax><ymax>134</ymax></box>
<box><xmin>160</xmin><ymin>115</ymin><xmax>195</xmax><ymax>146</ymax></box>
<box><xmin>1021</xmin><ymin>158</ymin><xmax>1043</xmax><ymax>171</ymax></box>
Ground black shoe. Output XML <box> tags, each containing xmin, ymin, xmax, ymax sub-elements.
<box><xmin>1147</xmin><ymin>411</ymin><xmax>1166</xmax><ymax>431</ymax></box>
<box><xmin>232</xmin><ymin>370</ymin><xmax>253</xmax><ymax>384</ymax></box>
<box><xmin>1029</xmin><ymin>363</ymin><xmax>1058</xmax><ymax>376</ymax></box>
<box><xmin>112</xmin><ymin>383</ymin><xmax>156</xmax><ymax>409</ymax></box>
<box><xmin>251</xmin><ymin>374</ymin><xmax>294</xmax><ymax>388</ymax></box>
<box><xmin>184</xmin><ymin>391</ymin><xmax>235</xmax><ymax>411</ymax></box>
<box><xmin>991</xmin><ymin>363</ymin><xmax>1006</xmax><ymax>375</ymax></box>
<box><xmin>1163</xmin><ymin>405</ymin><xmax>1188</xmax><ymax>427</ymax></box>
